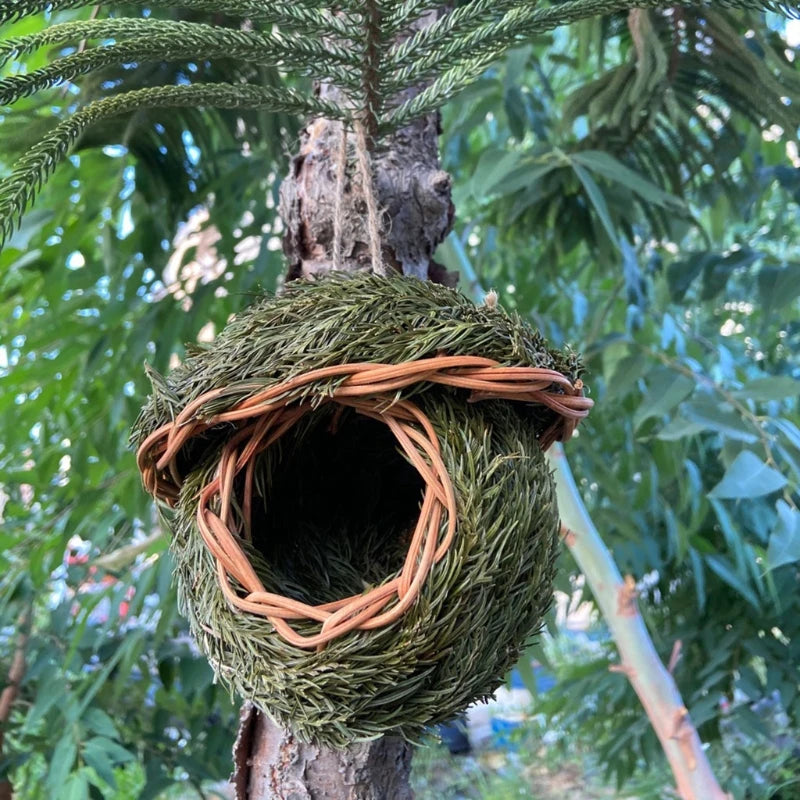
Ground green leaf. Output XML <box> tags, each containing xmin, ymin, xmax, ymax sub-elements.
<box><xmin>689</xmin><ymin>548</ymin><xmax>706</xmax><ymax>611</ymax></box>
<box><xmin>666</xmin><ymin>252</ymin><xmax>713</xmax><ymax>303</ymax></box>
<box><xmin>633</xmin><ymin>369</ymin><xmax>695</xmax><ymax>430</ymax></box>
<box><xmin>767</xmin><ymin>500</ymin><xmax>800</xmax><ymax>570</ymax></box>
<box><xmin>572</xmin><ymin>162</ymin><xmax>619</xmax><ymax>249</ymax></box>
<box><xmin>709</xmin><ymin>497</ymin><xmax>749</xmax><ymax>577</ymax></box>
<box><xmin>47</xmin><ymin>733</ymin><xmax>77</xmax><ymax>793</ymax></box>
<box><xmin>604</xmin><ymin>351</ymin><xmax>649</xmax><ymax>401</ymax></box>
<box><xmin>81</xmin><ymin>707</ymin><xmax>120</xmax><ymax>739</ymax></box>
<box><xmin>23</xmin><ymin>667</ymin><xmax>65</xmax><ymax>730</ymax></box>
<box><xmin>72</xmin><ymin>636</ymin><xmax>137</xmax><ymax>721</ymax></box>
<box><xmin>470</xmin><ymin>149</ymin><xmax>522</xmax><ymax>199</ymax></box>
<box><xmin>515</xmin><ymin>655</ymin><xmax>538</xmax><ymax>697</ymax></box>
<box><xmin>571</xmin><ymin>150</ymin><xmax>684</xmax><ymax>210</ymax></box>
<box><xmin>709</xmin><ymin>451</ymin><xmax>788</xmax><ymax>499</ymax></box>
<box><xmin>504</xmin><ymin>86</ymin><xmax>527</xmax><ymax>140</ymax></box>
<box><xmin>700</xmin><ymin>249</ymin><xmax>759</xmax><ymax>301</ymax></box>
<box><xmin>492</xmin><ymin>160</ymin><xmax>560</xmax><ymax>198</ymax></box>
<box><xmin>82</xmin><ymin>741</ymin><xmax>118</xmax><ymax>790</ymax></box>
<box><xmin>84</xmin><ymin>736</ymin><xmax>135</xmax><ymax>765</ymax></box>
<box><xmin>689</xmin><ymin>694</ymin><xmax>720</xmax><ymax>728</ymax></box>
<box><xmin>178</xmin><ymin>656</ymin><xmax>214</xmax><ymax>694</ymax></box>
<box><xmin>733</xmin><ymin>376</ymin><xmax>800</xmax><ymax>403</ymax></box>
<box><xmin>141</xmin><ymin>757</ymin><xmax>172</xmax><ymax>800</ymax></box>
<box><xmin>775</xmin><ymin>418</ymin><xmax>800</xmax><ymax>452</ymax></box>
<box><xmin>682</xmin><ymin>399</ymin><xmax>759</xmax><ymax>443</ymax></box>
<box><xmin>656</xmin><ymin>416</ymin><xmax>707</xmax><ymax>441</ymax></box>
<box><xmin>705</xmin><ymin>555</ymin><xmax>760</xmax><ymax>609</ymax></box>
<box><xmin>61</xmin><ymin>770</ymin><xmax>89</xmax><ymax>800</ymax></box>
<box><xmin>758</xmin><ymin>264</ymin><xmax>800</xmax><ymax>318</ymax></box>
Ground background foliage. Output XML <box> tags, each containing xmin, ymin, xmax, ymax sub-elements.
<box><xmin>1</xmin><ymin>4</ymin><xmax>799</xmax><ymax>799</ymax></box>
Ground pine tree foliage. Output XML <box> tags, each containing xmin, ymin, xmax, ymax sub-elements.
<box><xmin>0</xmin><ymin>0</ymin><xmax>798</xmax><ymax>246</ymax></box>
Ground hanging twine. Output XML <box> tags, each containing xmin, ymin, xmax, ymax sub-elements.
<box><xmin>330</xmin><ymin>118</ymin><xmax>384</xmax><ymax>275</ymax></box>
<box><xmin>353</xmin><ymin>117</ymin><xmax>387</xmax><ymax>276</ymax></box>
<box><xmin>332</xmin><ymin>121</ymin><xmax>348</xmax><ymax>270</ymax></box>
<box><xmin>136</xmin><ymin>355</ymin><xmax>592</xmax><ymax>650</ymax></box>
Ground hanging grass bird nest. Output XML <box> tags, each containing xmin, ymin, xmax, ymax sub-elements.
<box><xmin>132</xmin><ymin>273</ymin><xmax>592</xmax><ymax>745</ymax></box>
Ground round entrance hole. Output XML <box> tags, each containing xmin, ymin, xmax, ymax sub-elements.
<box><xmin>248</xmin><ymin>408</ymin><xmax>426</xmax><ymax>607</ymax></box>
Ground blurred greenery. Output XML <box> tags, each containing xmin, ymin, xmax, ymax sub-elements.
<box><xmin>1</xmin><ymin>4</ymin><xmax>799</xmax><ymax>799</ymax></box>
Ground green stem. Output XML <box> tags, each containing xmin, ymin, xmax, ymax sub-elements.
<box><xmin>451</xmin><ymin>232</ymin><xmax>729</xmax><ymax>800</ymax></box>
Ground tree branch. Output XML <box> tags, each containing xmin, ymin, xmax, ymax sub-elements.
<box><xmin>93</xmin><ymin>529</ymin><xmax>165</xmax><ymax>572</ymax></box>
<box><xmin>0</xmin><ymin>604</ymin><xmax>33</xmax><ymax>800</ymax></box>
<box><xmin>449</xmin><ymin>230</ymin><xmax>729</xmax><ymax>799</ymax></box>
<box><xmin>551</xmin><ymin>446</ymin><xmax>730</xmax><ymax>800</ymax></box>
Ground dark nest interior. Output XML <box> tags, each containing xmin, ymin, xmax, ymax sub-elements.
<box><xmin>247</xmin><ymin>407</ymin><xmax>425</xmax><ymax>606</ymax></box>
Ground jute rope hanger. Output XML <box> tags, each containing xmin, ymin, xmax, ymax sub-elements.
<box><xmin>331</xmin><ymin>116</ymin><xmax>386</xmax><ymax>275</ymax></box>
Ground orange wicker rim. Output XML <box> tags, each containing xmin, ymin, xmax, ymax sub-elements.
<box><xmin>136</xmin><ymin>355</ymin><xmax>593</xmax><ymax>649</ymax></box>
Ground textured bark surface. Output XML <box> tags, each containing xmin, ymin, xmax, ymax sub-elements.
<box><xmin>235</xmin><ymin>9</ymin><xmax>452</xmax><ymax>798</ymax></box>
<box><xmin>279</xmin><ymin>98</ymin><xmax>456</xmax><ymax>284</ymax></box>
<box><xmin>233</xmin><ymin>705</ymin><xmax>413</xmax><ymax>800</ymax></box>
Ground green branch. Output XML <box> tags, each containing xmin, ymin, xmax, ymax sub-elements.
<box><xmin>0</xmin><ymin>82</ymin><xmax>341</xmax><ymax>248</ymax></box>
<box><xmin>0</xmin><ymin>31</ymin><xmax>357</xmax><ymax>108</ymax></box>
<box><xmin>385</xmin><ymin>0</ymin><xmax>799</xmax><ymax>117</ymax></box>
<box><xmin>385</xmin><ymin>50</ymin><xmax>499</xmax><ymax>127</ymax></box>
<box><xmin>0</xmin><ymin>0</ymin><xmax>350</xmax><ymax>37</ymax></box>
<box><xmin>0</xmin><ymin>19</ymin><xmax>355</xmax><ymax>72</ymax></box>
<box><xmin>361</xmin><ymin>0</ymin><xmax>383</xmax><ymax>139</ymax></box>
<box><xmin>388</xmin><ymin>0</ymin><xmax>518</xmax><ymax>72</ymax></box>
<box><xmin>384</xmin><ymin>0</ymin><xmax>440</xmax><ymax>36</ymax></box>
<box><xmin>387</xmin><ymin>0</ymin><xmax>798</xmax><ymax>95</ymax></box>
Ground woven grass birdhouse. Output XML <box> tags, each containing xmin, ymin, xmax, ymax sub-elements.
<box><xmin>132</xmin><ymin>273</ymin><xmax>592</xmax><ymax>745</ymax></box>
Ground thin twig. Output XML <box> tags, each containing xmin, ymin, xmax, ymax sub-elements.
<box><xmin>0</xmin><ymin>603</ymin><xmax>34</xmax><ymax>800</ymax></box>
<box><xmin>93</xmin><ymin>529</ymin><xmax>165</xmax><ymax>572</ymax></box>
<box><xmin>667</xmin><ymin>640</ymin><xmax>683</xmax><ymax>674</ymax></box>
<box><xmin>354</xmin><ymin>118</ymin><xmax>385</xmax><ymax>276</ymax></box>
<box><xmin>332</xmin><ymin>121</ymin><xmax>349</xmax><ymax>270</ymax></box>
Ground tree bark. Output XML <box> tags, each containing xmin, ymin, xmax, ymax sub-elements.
<box><xmin>233</xmin><ymin>12</ymin><xmax>456</xmax><ymax>796</ymax></box>
<box><xmin>234</xmin><ymin>705</ymin><xmax>413</xmax><ymax>800</ymax></box>
<box><xmin>279</xmin><ymin>107</ymin><xmax>456</xmax><ymax>284</ymax></box>
<box><xmin>551</xmin><ymin>446</ymin><xmax>731</xmax><ymax>800</ymax></box>
<box><xmin>278</xmin><ymin>18</ymin><xmax>456</xmax><ymax>285</ymax></box>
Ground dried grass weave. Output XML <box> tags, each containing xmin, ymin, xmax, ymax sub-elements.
<box><xmin>131</xmin><ymin>273</ymin><xmax>592</xmax><ymax>742</ymax></box>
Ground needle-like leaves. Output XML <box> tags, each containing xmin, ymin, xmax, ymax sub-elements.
<box><xmin>0</xmin><ymin>0</ymin><xmax>798</xmax><ymax>248</ymax></box>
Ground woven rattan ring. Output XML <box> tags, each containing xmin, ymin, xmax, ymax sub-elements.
<box><xmin>132</xmin><ymin>273</ymin><xmax>593</xmax><ymax>742</ymax></box>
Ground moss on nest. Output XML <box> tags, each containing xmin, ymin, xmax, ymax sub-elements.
<box><xmin>131</xmin><ymin>273</ymin><xmax>580</xmax><ymax>745</ymax></box>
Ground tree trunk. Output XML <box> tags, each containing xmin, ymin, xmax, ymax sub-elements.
<box><xmin>233</xmin><ymin>28</ymin><xmax>456</xmax><ymax>796</ymax></box>
<box><xmin>234</xmin><ymin>705</ymin><xmax>413</xmax><ymax>800</ymax></box>
<box><xmin>279</xmin><ymin>107</ymin><xmax>456</xmax><ymax>285</ymax></box>
<box><xmin>278</xmin><ymin>7</ymin><xmax>456</xmax><ymax>286</ymax></box>
<box><xmin>0</xmin><ymin>605</ymin><xmax>32</xmax><ymax>800</ymax></box>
